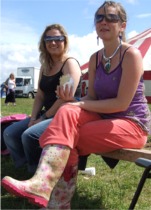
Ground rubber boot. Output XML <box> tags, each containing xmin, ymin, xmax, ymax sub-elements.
<box><xmin>1</xmin><ymin>145</ymin><xmax>70</xmax><ymax>208</ymax></box>
<box><xmin>46</xmin><ymin>164</ymin><xmax>78</xmax><ymax>209</ymax></box>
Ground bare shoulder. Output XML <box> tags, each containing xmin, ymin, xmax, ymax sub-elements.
<box><xmin>64</xmin><ymin>56</ymin><xmax>80</xmax><ymax>67</ymax></box>
<box><xmin>122</xmin><ymin>43</ymin><xmax>143</xmax><ymax>74</ymax></box>
<box><xmin>89</xmin><ymin>50</ymin><xmax>101</xmax><ymax>70</ymax></box>
<box><xmin>122</xmin><ymin>43</ymin><xmax>142</xmax><ymax>58</ymax></box>
<box><xmin>89</xmin><ymin>51</ymin><xmax>99</xmax><ymax>62</ymax></box>
<box><xmin>62</xmin><ymin>56</ymin><xmax>81</xmax><ymax>75</ymax></box>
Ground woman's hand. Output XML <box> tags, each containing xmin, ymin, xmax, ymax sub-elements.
<box><xmin>56</xmin><ymin>84</ymin><xmax>75</xmax><ymax>102</ymax></box>
<box><xmin>28</xmin><ymin>118</ymin><xmax>43</xmax><ymax>127</ymax></box>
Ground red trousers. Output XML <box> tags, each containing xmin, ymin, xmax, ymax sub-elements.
<box><xmin>39</xmin><ymin>104</ymin><xmax>147</xmax><ymax>166</ymax></box>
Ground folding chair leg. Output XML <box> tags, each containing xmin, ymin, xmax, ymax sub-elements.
<box><xmin>128</xmin><ymin>167</ymin><xmax>151</xmax><ymax>210</ymax></box>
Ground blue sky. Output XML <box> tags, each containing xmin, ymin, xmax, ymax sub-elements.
<box><xmin>1</xmin><ymin>0</ymin><xmax>151</xmax><ymax>83</ymax></box>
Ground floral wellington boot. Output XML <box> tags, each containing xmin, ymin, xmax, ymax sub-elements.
<box><xmin>1</xmin><ymin>145</ymin><xmax>70</xmax><ymax>208</ymax></box>
<box><xmin>46</xmin><ymin>164</ymin><xmax>78</xmax><ymax>209</ymax></box>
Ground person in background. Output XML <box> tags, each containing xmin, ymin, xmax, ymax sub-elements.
<box><xmin>2</xmin><ymin>1</ymin><xmax>151</xmax><ymax>209</ymax></box>
<box><xmin>5</xmin><ymin>73</ymin><xmax>16</xmax><ymax>106</ymax></box>
<box><xmin>4</xmin><ymin>77</ymin><xmax>9</xmax><ymax>96</ymax></box>
<box><xmin>3</xmin><ymin>24</ymin><xmax>81</xmax><ymax>174</ymax></box>
<box><xmin>0</xmin><ymin>83</ymin><xmax>6</xmax><ymax>98</ymax></box>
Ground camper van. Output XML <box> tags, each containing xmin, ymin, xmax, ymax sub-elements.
<box><xmin>15</xmin><ymin>67</ymin><xmax>40</xmax><ymax>98</ymax></box>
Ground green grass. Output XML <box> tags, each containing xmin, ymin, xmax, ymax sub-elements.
<box><xmin>1</xmin><ymin>98</ymin><xmax>34</xmax><ymax>116</ymax></box>
<box><xmin>1</xmin><ymin>98</ymin><xmax>151</xmax><ymax>209</ymax></box>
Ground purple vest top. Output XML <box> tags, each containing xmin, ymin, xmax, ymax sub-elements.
<box><xmin>94</xmin><ymin>49</ymin><xmax>151</xmax><ymax>134</ymax></box>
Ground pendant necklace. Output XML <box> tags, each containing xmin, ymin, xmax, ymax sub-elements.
<box><xmin>103</xmin><ymin>43</ymin><xmax>122</xmax><ymax>73</ymax></box>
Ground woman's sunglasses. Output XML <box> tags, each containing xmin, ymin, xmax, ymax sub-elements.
<box><xmin>44</xmin><ymin>36</ymin><xmax>65</xmax><ymax>43</ymax></box>
<box><xmin>95</xmin><ymin>14</ymin><xmax>120</xmax><ymax>24</ymax></box>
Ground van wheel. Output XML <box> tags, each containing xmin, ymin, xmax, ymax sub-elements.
<box><xmin>28</xmin><ymin>92</ymin><xmax>34</xmax><ymax>98</ymax></box>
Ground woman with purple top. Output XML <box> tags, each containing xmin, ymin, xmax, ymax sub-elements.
<box><xmin>2</xmin><ymin>1</ymin><xmax>151</xmax><ymax>209</ymax></box>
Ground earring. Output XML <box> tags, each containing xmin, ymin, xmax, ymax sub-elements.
<box><xmin>119</xmin><ymin>32</ymin><xmax>122</xmax><ymax>41</ymax></box>
<box><xmin>97</xmin><ymin>36</ymin><xmax>99</xmax><ymax>46</ymax></box>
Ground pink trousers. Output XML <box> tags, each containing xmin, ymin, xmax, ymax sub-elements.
<box><xmin>39</xmin><ymin>104</ymin><xmax>147</xmax><ymax>166</ymax></box>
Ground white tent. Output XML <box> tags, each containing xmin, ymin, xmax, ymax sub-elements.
<box><xmin>81</xmin><ymin>28</ymin><xmax>151</xmax><ymax>103</ymax></box>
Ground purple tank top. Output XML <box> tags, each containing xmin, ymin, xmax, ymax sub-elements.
<box><xmin>94</xmin><ymin>48</ymin><xmax>151</xmax><ymax>134</ymax></box>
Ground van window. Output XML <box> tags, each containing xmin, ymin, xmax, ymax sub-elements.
<box><xmin>24</xmin><ymin>79</ymin><xmax>31</xmax><ymax>86</ymax></box>
<box><xmin>16</xmin><ymin>78</ymin><xmax>23</xmax><ymax>86</ymax></box>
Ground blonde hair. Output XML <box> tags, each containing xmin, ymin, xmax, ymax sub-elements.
<box><xmin>94</xmin><ymin>1</ymin><xmax>127</xmax><ymax>41</ymax></box>
<box><xmin>39</xmin><ymin>24</ymin><xmax>69</xmax><ymax>71</ymax></box>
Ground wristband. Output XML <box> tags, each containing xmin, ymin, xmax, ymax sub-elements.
<box><xmin>75</xmin><ymin>97</ymin><xmax>81</xmax><ymax>101</ymax></box>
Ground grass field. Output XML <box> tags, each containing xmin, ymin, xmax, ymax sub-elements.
<box><xmin>1</xmin><ymin>98</ymin><xmax>151</xmax><ymax>210</ymax></box>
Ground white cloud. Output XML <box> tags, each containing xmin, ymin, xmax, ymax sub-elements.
<box><xmin>126</xmin><ymin>0</ymin><xmax>138</xmax><ymax>4</ymax></box>
<box><xmin>69</xmin><ymin>31</ymin><xmax>102</xmax><ymax>66</ymax></box>
<box><xmin>127</xmin><ymin>30</ymin><xmax>138</xmax><ymax>39</ymax></box>
<box><xmin>1</xmin><ymin>44</ymin><xmax>40</xmax><ymax>84</ymax></box>
<box><xmin>1</xmin><ymin>17</ymin><xmax>39</xmax><ymax>45</ymax></box>
<box><xmin>88</xmin><ymin>0</ymin><xmax>101</xmax><ymax>6</ymax></box>
<box><xmin>1</xmin><ymin>17</ymin><xmax>40</xmax><ymax>83</ymax></box>
<box><xmin>136</xmin><ymin>13</ymin><xmax>151</xmax><ymax>18</ymax></box>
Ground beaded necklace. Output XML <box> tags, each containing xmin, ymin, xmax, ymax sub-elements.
<box><xmin>103</xmin><ymin>42</ymin><xmax>122</xmax><ymax>73</ymax></box>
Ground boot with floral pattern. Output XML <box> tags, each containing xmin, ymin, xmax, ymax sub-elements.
<box><xmin>46</xmin><ymin>164</ymin><xmax>78</xmax><ymax>209</ymax></box>
<box><xmin>1</xmin><ymin>145</ymin><xmax>70</xmax><ymax>208</ymax></box>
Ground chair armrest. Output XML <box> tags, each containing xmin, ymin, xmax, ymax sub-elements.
<box><xmin>135</xmin><ymin>158</ymin><xmax>151</xmax><ymax>168</ymax></box>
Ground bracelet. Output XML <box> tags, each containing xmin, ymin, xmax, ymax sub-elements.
<box><xmin>40</xmin><ymin>113</ymin><xmax>48</xmax><ymax>120</ymax></box>
<box><xmin>75</xmin><ymin>97</ymin><xmax>81</xmax><ymax>101</ymax></box>
<box><xmin>30</xmin><ymin>117</ymin><xmax>36</xmax><ymax>121</ymax></box>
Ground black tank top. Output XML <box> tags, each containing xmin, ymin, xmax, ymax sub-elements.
<box><xmin>39</xmin><ymin>57</ymin><xmax>81</xmax><ymax>111</ymax></box>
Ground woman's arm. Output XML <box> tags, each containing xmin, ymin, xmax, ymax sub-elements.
<box><xmin>56</xmin><ymin>58</ymin><xmax>82</xmax><ymax>101</ymax></box>
<box><xmin>14</xmin><ymin>79</ymin><xmax>16</xmax><ymax>88</ymax></box>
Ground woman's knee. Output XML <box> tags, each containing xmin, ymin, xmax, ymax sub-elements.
<box><xmin>21</xmin><ymin>129</ymin><xmax>36</xmax><ymax>147</ymax></box>
<box><xmin>3</xmin><ymin>124</ymin><xmax>15</xmax><ymax>144</ymax></box>
<box><xmin>21</xmin><ymin>123</ymin><xmax>45</xmax><ymax>148</ymax></box>
<box><xmin>22</xmin><ymin>120</ymin><xmax>51</xmax><ymax>144</ymax></box>
<box><xmin>3</xmin><ymin>118</ymin><xmax>29</xmax><ymax>142</ymax></box>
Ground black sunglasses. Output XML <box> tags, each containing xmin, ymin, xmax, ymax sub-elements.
<box><xmin>95</xmin><ymin>14</ymin><xmax>120</xmax><ymax>24</ymax></box>
<box><xmin>44</xmin><ymin>36</ymin><xmax>65</xmax><ymax>42</ymax></box>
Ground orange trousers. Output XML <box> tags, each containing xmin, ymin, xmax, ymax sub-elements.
<box><xmin>39</xmin><ymin>104</ymin><xmax>147</xmax><ymax>166</ymax></box>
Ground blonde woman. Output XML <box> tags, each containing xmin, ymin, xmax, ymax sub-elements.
<box><xmin>3</xmin><ymin>24</ymin><xmax>81</xmax><ymax>175</ymax></box>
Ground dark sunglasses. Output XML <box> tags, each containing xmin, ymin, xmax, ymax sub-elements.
<box><xmin>44</xmin><ymin>36</ymin><xmax>65</xmax><ymax>42</ymax></box>
<box><xmin>95</xmin><ymin>14</ymin><xmax>120</xmax><ymax>24</ymax></box>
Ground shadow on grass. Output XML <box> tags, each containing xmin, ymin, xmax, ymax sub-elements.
<box><xmin>72</xmin><ymin>189</ymin><xmax>106</xmax><ymax>209</ymax></box>
<box><xmin>1</xmin><ymin>195</ymin><xmax>38</xmax><ymax>210</ymax></box>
